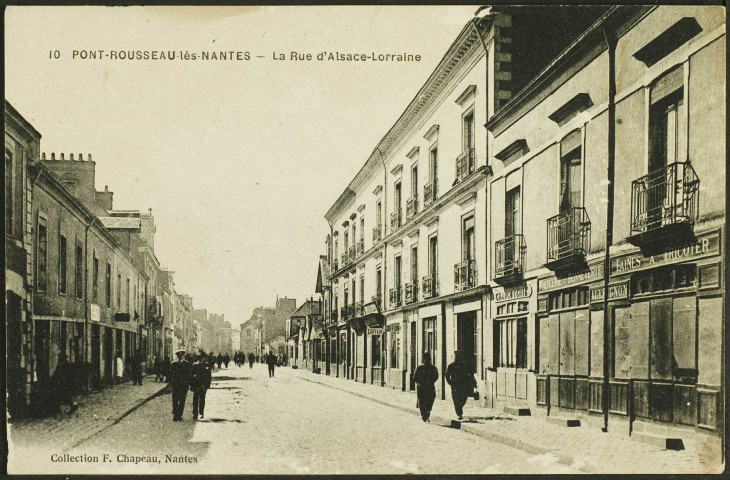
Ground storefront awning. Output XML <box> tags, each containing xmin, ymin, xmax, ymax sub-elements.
<box><xmin>349</xmin><ymin>317</ymin><xmax>366</xmax><ymax>334</ymax></box>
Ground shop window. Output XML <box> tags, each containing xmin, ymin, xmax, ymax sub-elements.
<box><xmin>372</xmin><ymin>335</ymin><xmax>381</xmax><ymax>367</ymax></box>
<box><xmin>390</xmin><ymin>333</ymin><xmax>400</xmax><ymax>369</ymax></box>
<box><xmin>423</xmin><ymin>317</ymin><xmax>436</xmax><ymax>356</ymax></box>
<box><xmin>59</xmin><ymin>234</ymin><xmax>67</xmax><ymax>295</ymax></box>
<box><xmin>494</xmin><ymin>317</ymin><xmax>527</xmax><ymax>368</ymax></box>
<box><xmin>631</xmin><ymin>264</ymin><xmax>696</xmax><ymax>296</ymax></box>
<box><xmin>548</xmin><ymin>286</ymin><xmax>589</xmax><ymax>311</ymax></box>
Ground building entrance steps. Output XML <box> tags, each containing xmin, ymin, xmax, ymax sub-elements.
<box><xmin>279</xmin><ymin>367</ymin><xmax>720</xmax><ymax>474</ymax></box>
<box><xmin>8</xmin><ymin>376</ymin><xmax>168</xmax><ymax>454</ymax></box>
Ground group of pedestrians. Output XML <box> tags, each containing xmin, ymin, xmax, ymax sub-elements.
<box><xmin>413</xmin><ymin>350</ymin><xmax>477</xmax><ymax>422</ymax></box>
<box><xmin>168</xmin><ymin>349</ymin><xmax>213</xmax><ymax>421</ymax></box>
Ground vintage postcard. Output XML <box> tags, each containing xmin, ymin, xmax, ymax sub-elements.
<box><xmin>4</xmin><ymin>4</ymin><xmax>726</xmax><ymax>475</ymax></box>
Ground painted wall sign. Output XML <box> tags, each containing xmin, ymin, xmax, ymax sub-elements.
<box><xmin>590</xmin><ymin>281</ymin><xmax>630</xmax><ymax>303</ymax></box>
<box><xmin>385</xmin><ymin>324</ymin><xmax>401</xmax><ymax>332</ymax></box>
<box><xmin>369</xmin><ymin>328</ymin><xmax>383</xmax><ymax>336</ymax></box>
<box><xmin>610</xmin><ymin>231</ymin><xmax>720</xmax><ymax>275</ymax></box>
<box><xmin>90</xmin><ymin>303</ymin><xmax>100</xmax><ymax>322</ymax></box>
<box><xmin>538</xmin><ymin>261</ymin><xmax>604</xmax><ymax>292</ymax></box>
<box><xmin>494</xmin><ymin>284</ymin><xmax>533</xmax><ymax>303</ymax></box>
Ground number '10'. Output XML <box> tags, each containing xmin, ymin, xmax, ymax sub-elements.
<box><xmin>49</xmin><ymin>50</ymin><xmax>60</xmax><ymax>59</ymax></box>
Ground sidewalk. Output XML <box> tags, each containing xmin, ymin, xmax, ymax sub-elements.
<box><xmin>282</xmin><ymin>367</ymin><xmax>723</xmax><ymax>474</ymax></box>
<box><xmin>8</xmin><ymin>377</ymin><xmax>169</xmax><ymax>453</ymax></box>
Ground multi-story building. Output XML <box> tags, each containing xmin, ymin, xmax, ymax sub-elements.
<box><xmin>285</xmin><ymin>299</ymin><xmax>323</xmax><ymax>371</ymax></box>
<box><xmin>486</xmin><ymin>5</ymin><xmax>725</xmax><ymax>448</ymax></box>
<box><xmin>318</xmin><ymin>6</ymin><xmax>725</xmax><ymax>451</ymax></box>
<box><xmin>5</xmin><ymin>102</ymin><xmax>40</xmax><ymax>418</ymax></box>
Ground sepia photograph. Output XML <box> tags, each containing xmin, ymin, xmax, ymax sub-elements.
<box><xmin>4</xmin><ymin>4</ymin><xmax>727</xmax><ymax>475</ymax></box>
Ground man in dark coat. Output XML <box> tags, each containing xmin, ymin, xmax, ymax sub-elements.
<box><xmin>265</xmin><ymin>351</ymin><xmax>277</xmax><ymax>378</ymax></box>
<box><xmin>154</xmin><ymin>356</ymin><xmax>163</xmax><ymax>382</ymax></box>
<box><xmin>445</xmin><ymin>351</ymin><xmax>477</xmax><ymax>420</ymax></box>
<box><xmin>169</xmin><ymin>349</ymin><xmax>192</xmax><ymax>421</ymax></box>
<box><xmin>248</xmin><ymin>352</ymin><xmax>255</xmax><ymax>368</ymax></box>
<box><xmin>413</xmin><ymin>352</ymin><xmax>439</xmax><ymax>422</ymax></box>
<box><xmin>162</xmin><ymin>356</ymin><xmax>171</xmax><ymax>382</ymax></box>
<box><xmin>52</xmin><ymin>354</ymin><xmax>78</xmax><ymax>414</ymax></box>
<box><xmin>190</xmin><ymin>353</ymin><xmax>212</xmax><ymax>420</ymax></box>
<box><xmin>131</xmin><ymin>350</ymin><xmax>144</xmax><ymax>385</ymax></box>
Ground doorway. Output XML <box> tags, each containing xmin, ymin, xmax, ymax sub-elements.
<box><xmin>103</xmin><ymin>327</ymin><xmax>113</xmax><ymax>383</ymax></box>
<box><xmin>457</xmin><ymin>311</ymin><xmax>477</xmax><ymax>374</ymax></box>
<box><xmin>410</xmin><ymin>322</ymin><xmax>416</xmax><ymax>390</ymax></box>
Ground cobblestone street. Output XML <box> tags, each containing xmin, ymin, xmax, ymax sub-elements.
<box><xmin>7</xmin><ymin>364</ymin><xmax>724</xmax><ymax>474</ymax></box>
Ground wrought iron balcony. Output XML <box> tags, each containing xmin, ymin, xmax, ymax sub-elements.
<box><xmin>404</xmin><ymin>282</ymin><xmax>419</xmax><ymax>304</ymax></box>
<box><xmin>545</xmin><ymin>207</ymin><xmax>591</xmax><ymax>272</ymax></box>
<box><xmin>424</xmin><ymin>180</ymin><xmax>437</xmax><ymax>207</ymax></box>
<box><xmin>455</xmin><ymin>148</ymin><xmax>475</xmax><ymax>184</ymax></box>
<box><xmin>348</xmin><ymin>246</ymin><xmax>356</xmax><ymax>262</ymax></box>
<box><xmin>406</xmin><ymin>196</ymin><xmax>419</xmax><ymax>220</ymax></box>
<box><xmin>355</xmin><ymin>301</ymin><xmax>364</xmax><ymax>316</ymax></box>
<box><xmin>422</xmin><ymin>275</ymin><xmax>438</xmax><ymax>299</ymax></box>
<box><xmin>390</xmin><ymin>209</ymin><xmax>402</xmax><ymax>231</ymax></box>
<box><xmin>454</xmin><ymin>260</ymin><xmax>477</xmax><ymax>292</ymax></box>
<box><xmin>628</xmin><ymin>162</ymin><xmax>699</xmax><ymax>251</ymax></box>
<box><xmin>372</xmin><ymin>225</ymin><xmax>383</xmax><ymax>243</ymax></box>
<box><xmin>346</xmin><ymin>304</ymin><xmax>356</xmax><ymax>319</ymax></box>
<box><xmin>357</xmin><ymin>239</ymin><xmax>365</xmax><ymax>255</ymax></box>
<box><xmin>494</xmin><ymin>234</ymin><xmax>526</xmax><ymax>286</ymax></box>
<box><xmin>389</xmin><ymin>287</ymin><xmax>402</xmax><ymax>308</ymax></box>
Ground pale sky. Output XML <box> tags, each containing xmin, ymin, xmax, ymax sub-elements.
<box><xmin>5</xmin><ymin>5</ymin><xmax>478</xmax><ymax>325</ymax></box>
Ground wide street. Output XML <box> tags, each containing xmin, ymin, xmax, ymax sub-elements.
<box><xmin>45</xmin><ymin>364</ymin><xmax>577</xmax><ymax>475</ymax></box>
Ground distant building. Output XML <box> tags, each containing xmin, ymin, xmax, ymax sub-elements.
<box><xmin>239</xmin><ymin>297</ymin><xmax>297</xmax><ymax>356</ymax></box>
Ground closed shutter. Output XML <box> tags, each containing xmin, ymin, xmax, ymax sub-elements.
<box><xmin>651</xmin><ymin>66</ymin><xmax>683</xmax><ymax>105</ymax></box>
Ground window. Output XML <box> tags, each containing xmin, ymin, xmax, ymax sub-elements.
<box><xmin>376</xmin><ymin>201</ymin><xmax>382</xmax><ymax>227</ymax></box>
<box><xmin>376</xmin><ymin>266</ymin><xmax>382</xmax><ymax>305</ymax></box>
<box><xmin>394</xmin><ymin>255</ymin><xmax>402</xmax><ymax>292</ymax></box>
<box><xmin>411</xmin><ymin>164</ymin><xmax>418</xmax><ymax>198</ymax></box>
<box><xmin>344</xmin><ymin>231</ymin><xmax>349</xmax><ymax>252</ymax></box>
<box><xmin>394</xmin><ymin>182</ymin><xmax>402</xmax><ymax>213</ymax></box>
<box><xmin>5</xmin><ymin>151</ymin><xmax>13</xmax><ymax>236</ymax></box>
<box><xmin>560</xmin><ymin>131</ymin><xmax>582</xmax><ymax>211</ymax></box>
<box><xmin>649</xmin><ymin>67</ymin><xmax>686</xmax><ymax>172</ymax></box>
<box><xmin>494</xmin><ymin>317</ymin><xmax>527</xmax><ymax>368</ymax></box>
<box><xmin>92</xmin><ymin>255</ymin><xmax>99</xmax><ymax>302</ymax></box>
<box><xmin>428</xmin><ymin>235</ymin><xmax>438</xmax><ymax>280</ymax></box>
<box><xmin>351</xmin><ymin>278</ymin><xmax>356</xmax><ymax>307</ymax></box>
<box><xmin>463</xmin><ymin>216</ymin><xmax>475</xmax><ymax>262</ymax></box>
<box><xmin>372</xmin><ymin>335</ymin><xmax>381</xmax><ymax>367</ymax></box>
<box><xmin>360</xmin><ymin>217</ymin><xmax>365</xmax><ymax>242</ymax></box>
<box><xmin>360</xmin><ymin>275</ymin><xmax>365</xmax><ymax>305</ymax></box>
<box><xmin>75</xmin><ymin>241</ymin><xmax>83</xmax><ymax>299</ymax></box>
<box><xmin>506</xmin><ymin>187</ymin><xmax>521</xmax><ymax>237</ymax></box>
<box><xmin>548</xmin><ymin>287</ymin><xmax>589</xmax><ymax>311</ymax></box>
<box><xmin>410</xmin><ymin>245</ymin><xmax>418</xmax><ymax>284</ymax></box>
<box><xmin>352</xmin><ymin>222</ymin><xmax>356</xmax><ymax>246</ymax></box>
<box><xmin>334</xmin><ymin>237</ymin><xmax>339</xmax><ymax>262</ymax></box>
<box><xmin>117</xmin><ymin>273</ymin><xmax>122</xmax><ymax>307</ymax></box>
<box><xmin>59</xmin><ymin>234</ymin><xmax>67</xmax><ymax>295</ymax></box>
<box><xmin>423</xmin><ymin>317</ymin><xmax>436</xmax><ymax>355</ymax></box>
<box><xmin>463</xmin><ymin>110</ymin><xmax>475</xmax><ymax>152</ymax></box>
<box><xmin>126</xmin><ymin>278</ymin><xmax>130</xmax><ymax>312</ymax></box>
<box><xmin>429</xmin><ymin>146</ymin><xmax>438</xmax><ymax>182</ymax></box>
<box><xmin>631</xmin><ymin>265</ymin><xmax>696</xmax><ymax>296</ymax></box>
<box><xmin>106</xmin><ymin>262</ymin><xmax>112</xmax><ymax>307</ymax></box>
<box><xmin>36</xmin><ymin>217</ymin><xmax>48</xmax><ymax>291</ymax></box>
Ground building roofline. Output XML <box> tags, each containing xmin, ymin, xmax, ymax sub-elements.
<box><xmin>5</xmin><ymin>101</ymin><xmax>42</xmax><ymax>140</ymax></box>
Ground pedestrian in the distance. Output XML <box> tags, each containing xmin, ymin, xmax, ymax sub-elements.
<box><xmin>216</xmin><ymin>354</ymin><xmax>223</xmax><ymax>369</ymax></box>
<box><xmin>169</xmin><ymin>349</ymin><xmax>192</xmax><ymax>421</ymax></box>
<box><xmin>115</xmin><ymin>353</ymin><xmax>124</xmax><ymax>385</ymax></box>
<box><xmin>190</xmin><ymin>353</ymin><xmax>212</xmax><ymax>421</ymax></box>
<box><xmin>224</xmin><ymin>353</ymin><xmax>230</xmax><ymax>369</ymax></box>
<box><xmin>413</xmin><ymin>352</ymin><xmax>439</xmax><ymax>422</ymax></box>
<box><xmin>52</xmin><ymin>353</ymin><xmax>78</xmax><ymax>414</ymax></box>
<box><xmin>445</xmin><ymin>351</ymin><xmax>477</xmax><ymax>420</ymax></box>
<box><xmin>132</xmin><ymin>350</ymin><xmax>144</xmax><ymax>385</ymax></box>
<box><xmin>248</xmin><ymin>352</ymin><xmax>255</xmax><ymax>368</ymax></box>
<box><xmin>162</xmin><ymin>356</ymin><xmax>171</xmax><ymax>382</ymax></box>
<box><xmin>154</xmin><ymin>356</ymin><xmax>163</xmax><ymax>382</ymax></box>
<box><xmin>266</xmin><ymin>350</ymin><xmax>277</xmax><ymax>378</ymax></box>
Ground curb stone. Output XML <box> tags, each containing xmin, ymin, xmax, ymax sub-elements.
<box><xmin>291</xmin><ymin>372</ymin><xmax>593</xmax><ymax>473</ymax></box>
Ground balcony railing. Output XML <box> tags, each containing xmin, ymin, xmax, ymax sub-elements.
<box><xmin>406</xmin><ymin>196</ymin><xmax>419</xmax><ymax>220</ymax></box>
<box><xmin>424</xmin><ymin>180</ymin><xmax>437</xmax><ymax>207</ymax></box>
<box><xmin>546</xmin><ymin>207</ymin><xmax>591</xmax><ymax>271</ymax></box>
<box><xmin>355</xmin><ymin>302</ymin><xmax>364</xmax><ymax>316</ymax></box>
<box><xmin>372</xmin><ymin>225</ymin><xmax>383</xmax><ymax>243</ymax></box>
<box><xmin>454</xmin><ymin>260</ymin><xmax>477</xmax><ymax>292</ymax></box>
<box><xmin>341</xmin><ymin>253</ymin><xmax>348</xmax><ymax>268</ymax></box>
<box><xmin>390</xmin><ymin>209</ymin><xmax>402</xmax><ymax>231</ymax></box>
<box><xmin>455</xmin><ymin>148</ymin><xmax>475</xmax><ymax>184</ymax></box>
<box><xmin>494</xmin><ymin>234</ymin><xmax>526</xmax><ymax>285</ymax></box>
<box><xmin>422</xmin><ymin>275</ymin><xmax>438</xmax><ymax>299</ymax></box>
<box><xmin>628</xmin><ymin>162</ymin><xmax>699</xmax><ymax>248</ymax></box>
<box><xmin>346</xmin><ymin>304</ymin><xmax>356</xmax><ymax>319</ymax></box>
<box><xmin>389</xmin><ymin>287</ymin><xmax>402</xmax><ymax>308</ymax></box>
<box><xmin>348</xmin><ymin>246</ymin><xmax>356</xmax><ymax>262</ymax></box>
<box><xmin>404</xmin><ymin>282</ymin><xmax>419</xmax><ymax>304</ymax></box>
<box><xmin>357</xmin><ymin>239</ymin><xmax>365</xmax><ymax>256</ymax></box>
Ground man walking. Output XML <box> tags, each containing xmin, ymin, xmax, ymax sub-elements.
<box><xmin>248</xmin><ymin>352</ymin><xmax>255</xmax><ymax>369</ymax></box>
<box><xmin>413</xmin><ymin>352</ymin><xmax>439</xmax><ymax>422</ymax></box>
<box><xmin>265</xmin><ymin>350</ymin><xmax>277</xmax><ymax>378</ymax></box>
<box><xmin>131</xmin><ymin>350</ymin><xmax>144</xmax><ymax>385</ymax></box>
<box><xmin>169</xmin><ymin>349</ymin><xmax>192</xmax><ymax>421</ymax></box>
<box><xmin>445</xmin><ymin>351</ymin><xmax>477</xmax><ymax>420</ymax></box>
<box><xmin>52</xmin><ymin>353</ymin><xmax>78</xmax><ymax>414</ymax></box>
<box><xmin>190</xmin><ymin>353</ymin><xmax>212</xmax><ymax>421</ymax></box>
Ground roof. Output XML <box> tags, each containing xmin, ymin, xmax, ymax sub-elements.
<box><xmin>99</xmin><ymin>216</ymin><xmax>142</xmax><ymax>229</ymax></box>
<box><xmin>316</xmin><ymin>255</ymin><xmax>330</xmax><ymax>294</ymax></box>
<box><xmin>289</xmin><ymin>299</ymin><xmax>322</xmax><ymax>318</ymax></box>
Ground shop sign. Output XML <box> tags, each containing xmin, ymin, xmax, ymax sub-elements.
<box><xmin>385</xmin><ymin>324</ymin><xmax>400</xmax><ymax>332</ymax></box>
<box><xmin>590</xmin><ymin>281</ymin><xmax>630</xmax><ymax>303</ymax></box>
<box><xmin>369</xmin><ymin>328</ymin><xmax>383</xmax><ymax>336</ymax></box>
<box><xmin>494</xmin><ymin>284</ymin><xmax>532</xmax><ymax>303</ymax></box>
<box><xmin>90</xmin><ymin>304</ymin><xmax>100</xmax><ymax>322</ymax></box>
<box><xmin>538</xmin><ymin>261</ymin><xmax>603</xmax><ymax>292</ymax></box>
<box><xmin>611</xmin><ymin>231</ymin><xmax>720</xmax><ymax>276</ymax></box>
